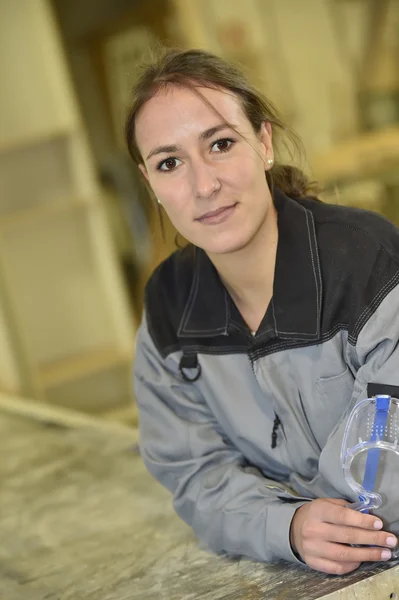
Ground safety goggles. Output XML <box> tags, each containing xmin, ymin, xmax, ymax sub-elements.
<box><xmin>341</xmin><ymin>394</ymin><xmax>399</xmax><ymax>557</ymax></box>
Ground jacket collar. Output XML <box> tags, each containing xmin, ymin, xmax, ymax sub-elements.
<box><xmin>177</xmin><ymin>188</ymin><xmax>322</xmax><ymax>341</ymax></box>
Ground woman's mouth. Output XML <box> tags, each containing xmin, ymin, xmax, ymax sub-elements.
<box><xmin>196</xmin><ymin>203</ymin><xmax>238</xmax><ymax>225</ymax></box>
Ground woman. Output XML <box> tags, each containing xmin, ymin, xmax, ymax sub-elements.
<box><xmin>126</xmin><ymin>48</ymin><xmax>399</xmax><ymax>575</ymax></box>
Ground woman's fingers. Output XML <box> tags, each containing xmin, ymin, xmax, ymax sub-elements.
<box><xmin>290</xmin><ymin>499</ymin><xmax>398</xmax><ymax>574</ymax></box>
<box><xmin>305</xmin><ymin>540</ymin><xmax>393</xmax><ymax>564</ymax></box>
<box><xmin>306</xmin><ymin>557</ymin><xmax>361</xmax><ymax>576</ymax></box>
<box><xmin>313</xmin><ymin>522</ymin><xmax>397</xmax><ymax>549</ymax></box>
<box><xmin>313</xmin><ymin>500</ymin><xmax>383</xmax><ymax>530</ymax></box>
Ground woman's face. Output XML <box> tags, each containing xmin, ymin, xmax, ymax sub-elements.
<box><xmin>135</xmin><ymin>85</ymin><xmax>274</xmax><ymax>255</ymax></box>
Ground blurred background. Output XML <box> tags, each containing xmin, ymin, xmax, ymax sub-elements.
<box><xmin>0</xmin><ymin>0</ymin><xmax>398</xmax><ymax>428</ymax></box>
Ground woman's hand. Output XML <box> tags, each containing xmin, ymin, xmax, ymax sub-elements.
<box><xmin>290</xmin><ymin>498</ymin><xmax>398</xmax><ymax>574</ymax></box>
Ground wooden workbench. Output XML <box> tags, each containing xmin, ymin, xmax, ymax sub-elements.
<box><xmin>1</xmin><ymin>394</ymin><xmax>398</xmax><ymax>600</ymax></box>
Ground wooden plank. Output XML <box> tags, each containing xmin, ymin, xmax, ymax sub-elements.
<box><xmin>0</xmin><ymin>127</ymin><xmax>73</xmax><ymax>156</ymax></box>
<box><xmin>0</xmin><ymin>392</ymin><xmax>138</xmax><ymax>440</ymax></box>
<box><xmin>0</xmin><ymin>0</ymin><xmax>78</xmax><ymax>148</ymax></box>
<box><xmin>100</xmin><ymin>401</ymin><xmax>138</xmax><ymax>426</ymax></box>
<box><xmin>312</xmin><ymin>126</ymin><xmax>399</xmax><ymax>183</ymax></box>
<box><xmin>322</xmin><ymin>564</ymin><xmax>399</xmax><ymax>599</ymax></box>
<box><xmin>0</xmin><ymin>197</ymin><xmax>94</xmax><ymax>231</ymax></box>
<box><xmin>38</xmin><ymin>346</ymin><xmax>133</xmax><ymax>388</ymax></box>
<box><xmin>264</xmin><ymin>0</ymin><xmax>359</xmax><ymax>160</ymax></box>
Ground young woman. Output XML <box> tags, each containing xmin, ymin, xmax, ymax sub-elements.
<box><xmin>125</xmin><ymin>48</ymin><xmax>399</xmax><ymax>575</ymax></box>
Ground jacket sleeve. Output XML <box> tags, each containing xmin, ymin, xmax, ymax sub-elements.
<box><xmin>134</xmin><ymin>315</ymin><xmax>310</xmax><ymax>564</ymax></box>
<box><xmin>319</xmin><ymin>283</ymin><xmax>399</xmax><ymax>534</ymax></box>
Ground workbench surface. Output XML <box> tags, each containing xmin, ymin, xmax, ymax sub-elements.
<box><xmin>1</xmin><ymin>396</ymin><xmax>398</xmax><ymax>600</ymax></box>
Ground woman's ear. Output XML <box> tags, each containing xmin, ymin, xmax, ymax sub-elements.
<box><xmin>138</xmin><ymin>163</ymin><xmax>150</xmax><ymax>183</ymax></box>
<box><xmin>259</xmin><ymin>121</ymin><xmax>273</xmax><ymax>157</ymax></box>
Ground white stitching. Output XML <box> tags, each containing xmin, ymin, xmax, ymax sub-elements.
<box><xmin>273</xmin><ymin>209</ymin><xmax>322</xmax><ymax>338</ymax></box>
<box><xmin>273</xmin><ymin>329</ymin><xmax>320</xmax><ymax>337</ymax></box>
<box><xmin>176</xmin><ymin>345</ymin><xmax>248</xmax><ymax>353</ymax></box>
<box><xmin>178</xmin><ymin>255</ymin><xmax>230</xmax><ymax>336</ymax></box>
<box><xmin>223</xmin><ymin>288</ymin><xmax>229</xmax><ymax>331</ymax></box>
<box><xmin>251</xmin><ymin>323</ymin><xmax>348</xmax><ymax>359</ymax></box>
<box><xmin>353</xmin><ymin>271</ymin><xmax>399</xmax><ymax>337</ymax></box>
<box><xmin>354</xmin><ymin>275</ymin><xmax>393</xmax><ymax>330</ymax></box>
<box><xmin>309</xmin><ymin>210</ymin><xmax>322</xmax><ymax>336</ymax></box>
<box><xmin>271</xmin><ymin>298</ymin><xmax>278</xmax><ymax>333</ymax></box>
<box><xmin>254</xmin><ymin>327</ymin><xmax>275</xmax><ymax>339</ymax></box>
<box><xmin>177</xmin><ymin>254</ymin><xmax>201</xmax><ymax>336</ymax></box>
<box><xmin>161</xmin><ymin>323</ymin><xmax>350</xmax><ymax>359</ymax></box>
<box><xmin>305</xmin><ymin>209</ymin><xmax>320</xmax><ymax>337</ymax></box>
<box><xmin>179</xmin><ymin>326</ymin><xmax>227</xmax><ymax>335</ymax></box>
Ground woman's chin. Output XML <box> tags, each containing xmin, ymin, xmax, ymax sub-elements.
<box><xmin>197</xmin><ymin>231</ymin><xmax>253</xmax><ymax>256</ymax></box>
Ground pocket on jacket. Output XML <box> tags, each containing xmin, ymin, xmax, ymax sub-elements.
<box><xmin>314</xmin><ymin>367</ymin><xmax>354</xmax><ymax>448</ymax></box>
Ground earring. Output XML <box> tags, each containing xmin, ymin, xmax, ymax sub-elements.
<box><xmin>157</xmin><ymin>198</ymin><xmax>162</xmax><ymax>205</ymax></box>
<box><xmin>267</xmin><ymin>158</ymin><xmax>274</xmax><ymax>168</ymax></box>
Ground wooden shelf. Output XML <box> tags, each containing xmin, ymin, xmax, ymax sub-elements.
<box><xmin>313</xmin><ymin>126</ymin><xmax>399</xmax><ymax>184</ymax></box>
<box><xmin>0</xmin><ymin>197</ymin><xmax>96</xmax><ymax>231</ymax></box>
<box><xmin>0</xmin><ymin>0</ymin><xmax>136</xmax><ymax>416</ymax></box>
<box><xmin>0</xmin><ymin>392</ymin><xmax>138</xmax><ymax>438</ymax></box>
<box><xmin>99</xmin><ymin>402</ymin><xmax>138</xmax><ymax>427</ymax></box>
<box><xmin>38</xmin><ymin>347</ymin><xmax>133</xmax><ymax>389</ymax></box>
<box><xmin>0</xmin><ymin>127</ymin><xmax>75</xmax><ymax>157</ymax></box>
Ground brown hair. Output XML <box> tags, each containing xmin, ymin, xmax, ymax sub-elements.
<box><xmin>125</xmin><ymin>47</ymin><xmax>319</xmax><ymax>202</ymax></box>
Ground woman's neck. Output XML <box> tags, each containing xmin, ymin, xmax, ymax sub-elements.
<box><xmin>208</xmin><ymin>202</ymin><xmax>278</xmax><ymax>332</ymax></box>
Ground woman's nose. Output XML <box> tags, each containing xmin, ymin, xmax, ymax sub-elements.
<box><xmin>191</xmin><ymin>160</ymin><xmax>221</xmax><ymax>199</ymax></box>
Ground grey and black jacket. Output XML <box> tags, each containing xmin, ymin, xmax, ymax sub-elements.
<box><xmin>134</xmin><ymin>188</ymin><xmax>399</xmax><ymax>564</ymax></box>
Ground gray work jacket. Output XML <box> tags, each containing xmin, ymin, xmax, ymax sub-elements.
<box><xmin>134</xmin><ymin>188</ymin><xmax>399</xmax><ymax>564</ymax></box>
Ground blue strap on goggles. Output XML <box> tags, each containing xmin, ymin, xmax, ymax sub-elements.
<box><xmin>359</xmin><ymin>394</ymin><xmax>391</xmax><ymax>509</ymax></box>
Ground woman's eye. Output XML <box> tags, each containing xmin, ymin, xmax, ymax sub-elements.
<box><xmin>212</xmin><ymin>138</ymin><xmax>235</xmax><ymax>153</ymax></box>
<box><xmin>158</xmin><ymin>157</ymin><xmax>181</xmax><ymax>172</ymax></box>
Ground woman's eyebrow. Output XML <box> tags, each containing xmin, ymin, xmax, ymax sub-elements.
<box><xmin>146</xmin><ymin>144</ymin><xmax>180</xmax><ymax>161</ymax></box>
<box><xmin>146</xmin><ymin>123</ymin><xmax>236</xmax><ymax>161</ymax></box>
<box><xmin>199</xmin><ymin>123</ymin><xmax>235</xmax><ymax>141</ymax></box>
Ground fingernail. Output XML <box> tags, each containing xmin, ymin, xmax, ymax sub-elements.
<box><xmin>374</xmin><ymin>520</ymin><xmax>383</xmax><ymax>529</ymax></box>
<box><xmin>381</xmin><ymin>550</ymin><xmax>392</xmax><ymax>560</ymax></box>
<box><xmin>386</xmin><ymin>537</ymin><xmax>397</xmax><ymax>547</ymax></box>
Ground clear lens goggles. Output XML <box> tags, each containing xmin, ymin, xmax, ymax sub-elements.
<box><xmin>341</xmin><ymin>394</ymin><xmax>399</xmax><ymax>511</ymax></box>
<box><xmin>341</xmin><ymin>394</ymin><xmax>399</xmax><ymax>558</ymax></box>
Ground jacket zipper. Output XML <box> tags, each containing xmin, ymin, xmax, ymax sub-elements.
<box><xmin>248</xmin><ymin>343</ymin><xmax>282</xmax><ymax>450</ymax></box>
